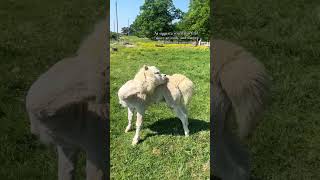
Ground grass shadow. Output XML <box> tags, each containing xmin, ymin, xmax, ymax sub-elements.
<box><xmin>141</xmin><ymin>118</ymin><xmax>209</xmax><ymax>142</ymax></box>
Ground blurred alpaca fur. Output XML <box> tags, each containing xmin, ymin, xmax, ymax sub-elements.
<box><xmin>26</xmin><ymin>20</ymin><xmax>108</xmax><ymax>180</ymax></box>
<box><xmin>211</xmin><ymin>39</ymin><xmax>270</xmax><ymax>179</ymax></box>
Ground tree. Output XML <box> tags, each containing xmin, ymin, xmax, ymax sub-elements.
<box><xmin>130</xmin><ymin>0</ymin><xmax>183</xmax><ymax>39</ymax></box>
<box><xmin>110</xmin><ymin>31</ymin><xmax>119</xmax><ymax>40</ymax></box>
<box><xmin>179</xmin><ymin>0</ymin><xmax>210</xmax><ymax>41</ymax></box>
<box><xmin>121</xmin><ymin>27</ymin><xmax>130</xmax><ymax>35</ymax></box>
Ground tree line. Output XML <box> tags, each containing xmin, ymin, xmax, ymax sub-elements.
<box><xmin>117</xmin><ymin>0</ymin><xmax>209</xmax><ymax>41</ymax></box>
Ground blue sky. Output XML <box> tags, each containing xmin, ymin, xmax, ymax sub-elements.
<box><xmin>110</xmin><ymin>0</ymin><xmax>190</xmax><ymax>32</ymax></box>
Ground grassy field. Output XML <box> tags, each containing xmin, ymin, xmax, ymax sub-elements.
<box><xmin>110</xmin><ymin>37</ymin><xmax>210</xmax><ymax>179</ymax></box>
<box><xmin>213</xmin><ymin>0</ymin><xmax>320</xmax><ymax>179</ymax></box>
<box><xmin>0</xmin><ymin>0</ymin><xmax>105</xmax><ymax>179</ymax></box>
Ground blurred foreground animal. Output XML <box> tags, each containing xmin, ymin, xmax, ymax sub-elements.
<box><xmin>211</xmin><ymin>39</ymin><xmax>270</xmax><ymax>179</ymax></box>
<box><xmin>26</xmin><ymin>20</ymin><xmax>107</xmax><ymax>180</ymax></box>
<box><xmin>118</xmin><ymin>69</ymin><xmax>194</xmax><ymax>145</ymax></box>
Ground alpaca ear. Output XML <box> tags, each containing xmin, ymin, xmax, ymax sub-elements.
<box><xmin>143</xmin><ymin>65</ymin><xmax>148</xmax><ymax>70</ymax></box>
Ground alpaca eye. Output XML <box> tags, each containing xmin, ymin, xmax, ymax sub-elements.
<box><xmin>155</xmin><ymin>72</ymin><xmax>160</xmax><ymax>74</ymax></box>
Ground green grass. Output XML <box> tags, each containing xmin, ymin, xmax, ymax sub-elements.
<box><xmin>0</xmin><ymin>0</ymin><xmax>105</xmax><ymax>179</ymax></box>
<box><xmin>213</xmin><ymin>0</ymin><xmax>320</xmax><ymax>179</ymax></box>
<box><xmin>110</xmin><ymin>38</ymin><xmax>210</xmax><ymax>179</ymax></box>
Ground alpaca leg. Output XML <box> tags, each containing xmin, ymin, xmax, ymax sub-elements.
<box><xmin>132</xmin><ymin>108</ymin><xmax>144</xmax><ymax>145</ymax></box>
<box><xmin>57</xmin><ymin>145</ymin><xmax>78</xmax><ymax>180</ymax></box>
<box><xmin>125</xmin><ymin>107</ymin><xmax>134</xmax><ymax>133</ymax></box>
<box><xmin>174</xmin><ymin>106</ymin><xmax>190</xmax><ymax>136</ymax></box>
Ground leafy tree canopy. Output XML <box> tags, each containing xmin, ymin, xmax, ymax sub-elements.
<box><xmin>121</xmin><ymin>27</ymin><xmax>130</xmax><ymax>35</ymax></box>
<box><xmin>130</xmin><ymin>0</ymin><xmax>183</xmax><ymax>39</ymax></box>
<box><xmin>178</xmin><ymin>0</ymin><xmax>210</xmax><ymax>40</ymax></box>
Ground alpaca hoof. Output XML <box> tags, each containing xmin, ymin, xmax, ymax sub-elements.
<box><xmin>125</xmin><ymin>126</ymin><xmax>131</xmax><ymax>133</ymax></box>
<box><xmin>184</xmin><ymin>130</ymin><xmax>190</xmax><ymax>137</ymax></box>
<box><xmin>132</xmin><ymin>137</ymin><xmax>140</xmax><ymax>145</ymax></box>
